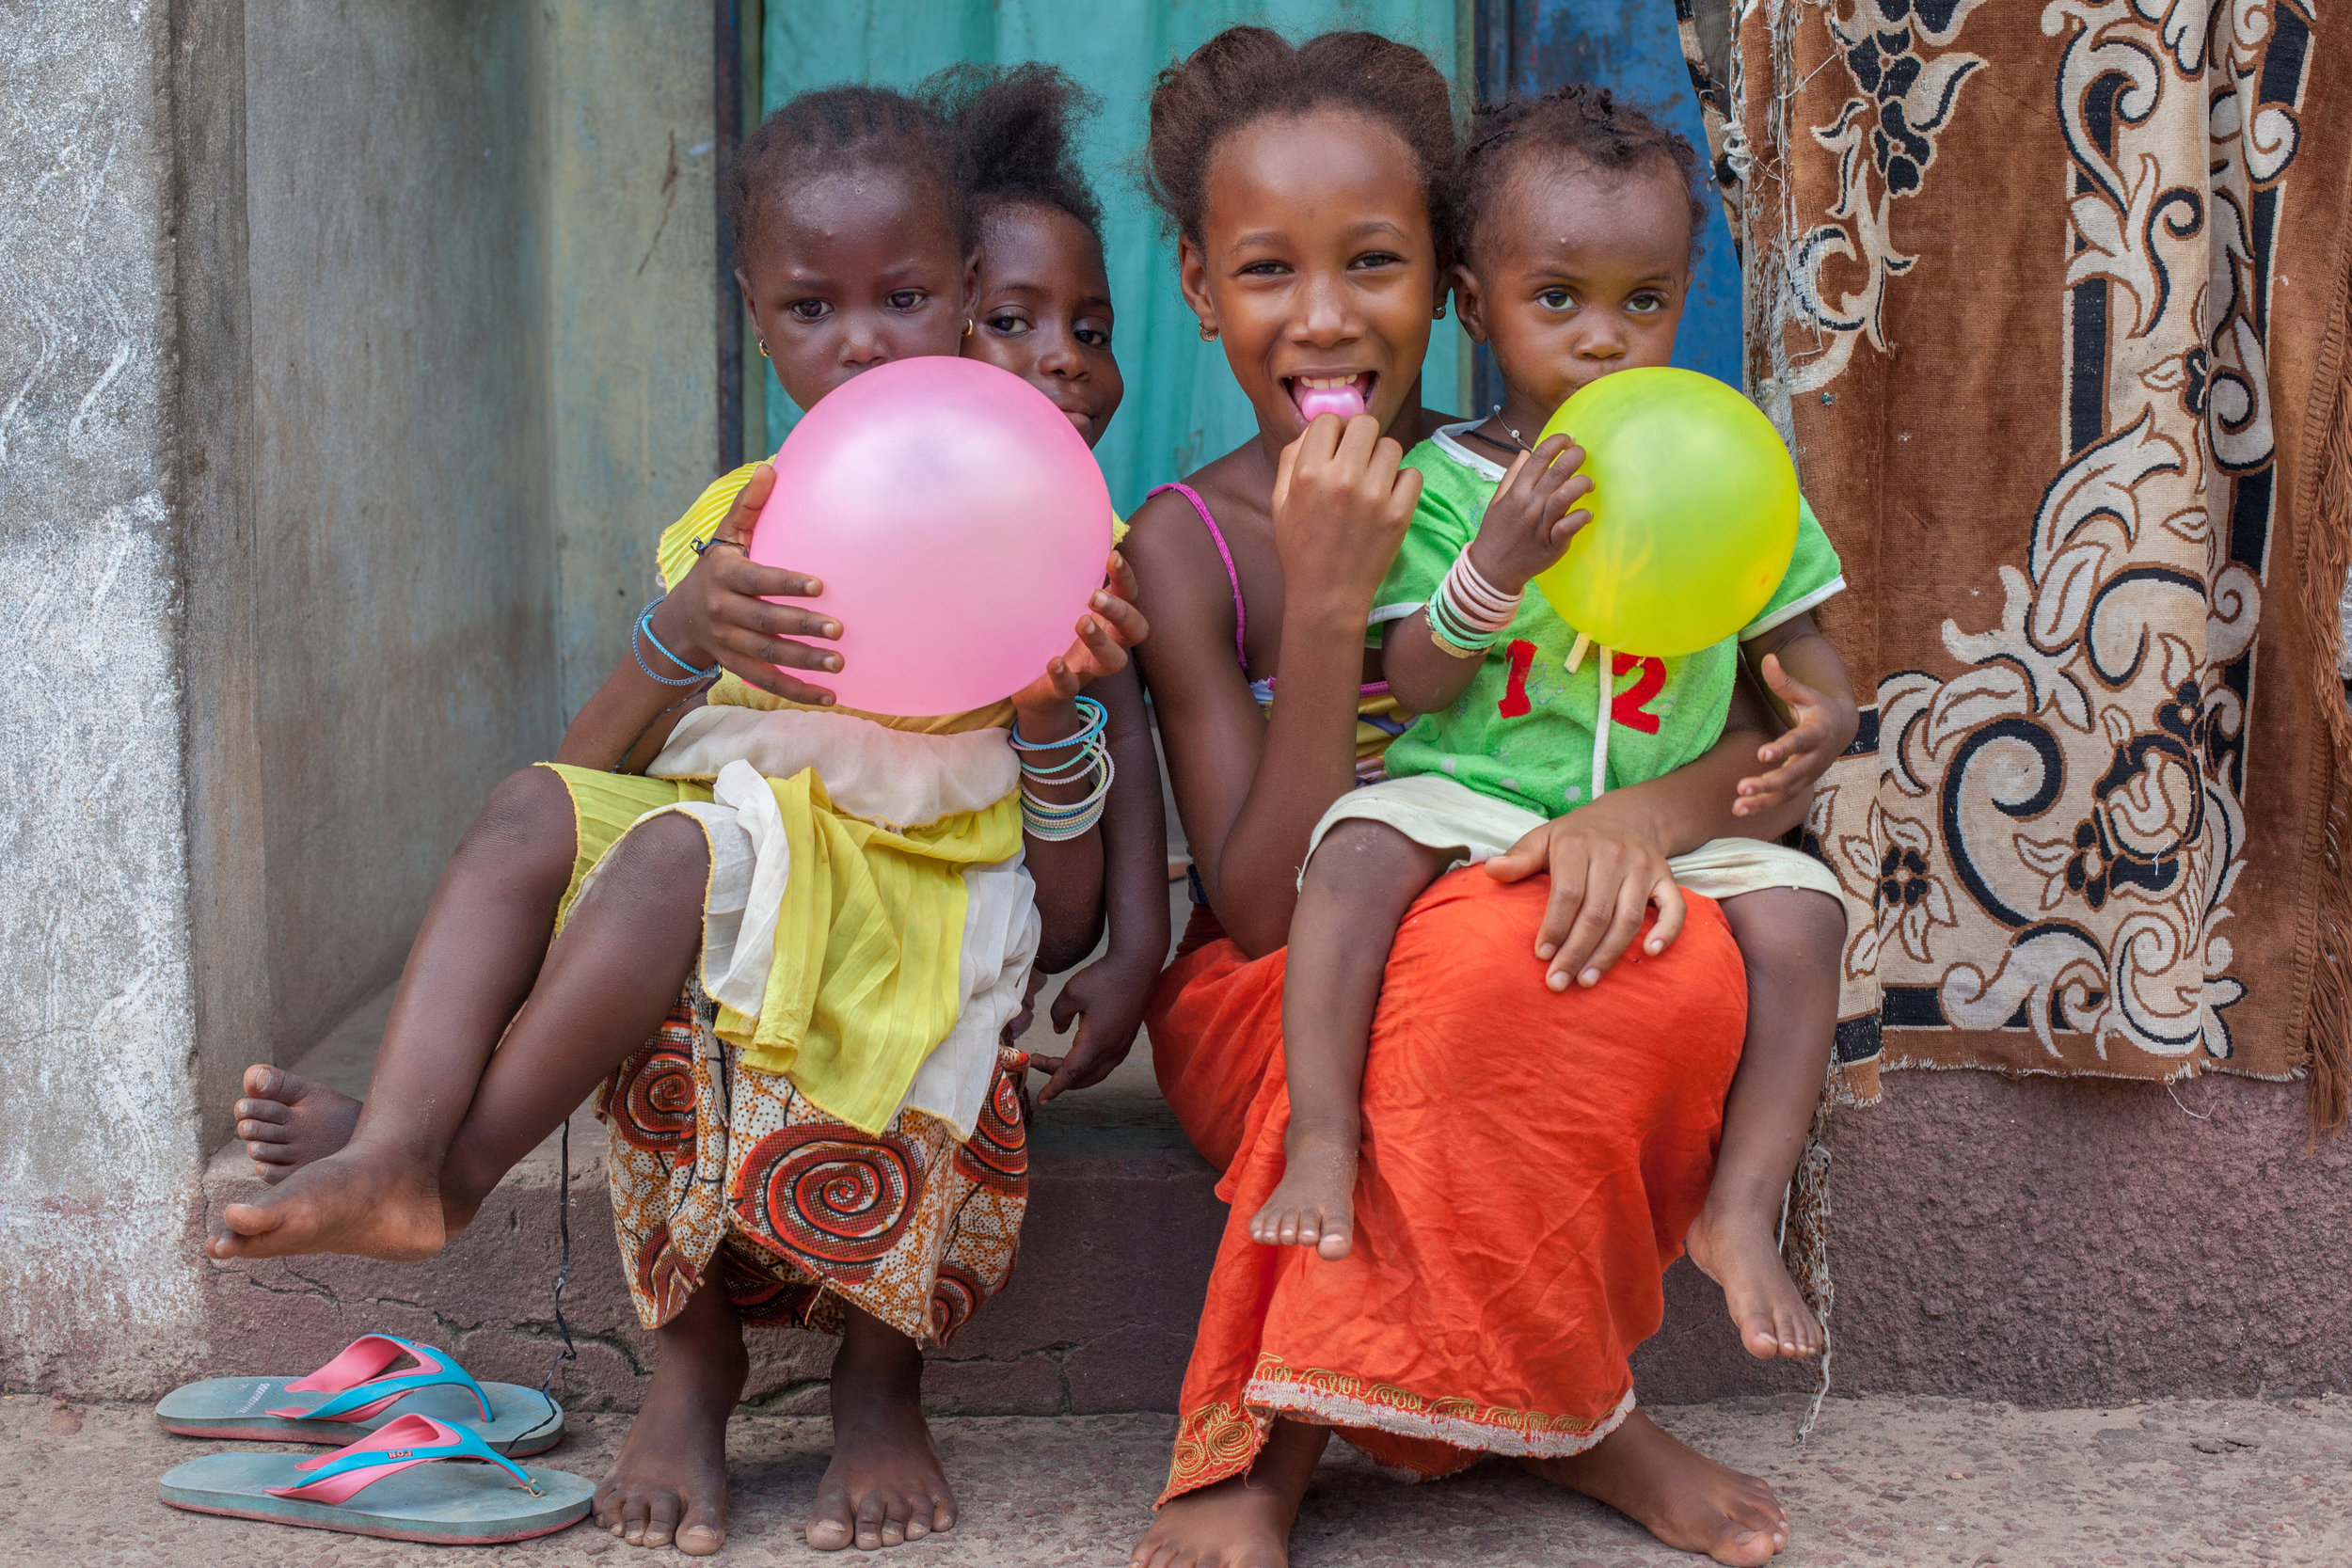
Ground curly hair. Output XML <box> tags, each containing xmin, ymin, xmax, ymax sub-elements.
<box><xmin>1143</xmin><ymin>27</ymin><xmax>1459</xmax><ymax>257</ymax></box>
<box><xmin>1459</xmin><ymin>84</ymin><xmax>1708</xmax><ymax>266</ymax></box>
<box><xmin>726</xmin><ymin>85</ymin><xmax>969</xmax><ymax>261</ymax></box>
<box><xmin>930</xmin><ymin>61</ymin><xmax>1104</xmax><ymax>241</ymax></box>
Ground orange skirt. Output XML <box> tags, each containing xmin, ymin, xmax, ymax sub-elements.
<box><xmin>1149</xmin><ymin>867</ymin><xmax>1747</xmax><ymax>1500</ymax></box>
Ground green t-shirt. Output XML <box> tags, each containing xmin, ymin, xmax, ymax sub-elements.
<box><xmin>1374</xmin><ymin>422</ymin><xmax>1844</xmax><ymax>818</ymax></box>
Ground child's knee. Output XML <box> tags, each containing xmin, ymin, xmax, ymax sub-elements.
<box><xmin>598</xmin><ymin>812</ymin><xmax>711</xmax><ymax>904</ymax></box>
<box><xmin>1722</xmin><ymin>887</ymin><xmax>1846</xmax><ymax>971</ymax></box>
<box><xmin>464</xmin><ymin>766</ymin><xmax>578</xmax><ymax>878</ymax></box>
<box><xmin>1308</xmin><ymin>818</ymin><xmax>1439</xmax><ymax>890</ymax></box>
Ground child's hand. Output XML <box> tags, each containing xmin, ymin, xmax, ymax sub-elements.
<box><xmin>1010</xmin><ymin>551</ymin><xmax>1149</xmax><ymax>719</ymax></box>
<box><xmin>1734</xmin><ymin>653</ymin><xmax>1841</xmax><ymax>816</ymax></box>
<box><xmin>1467</xmin><ymin>434</ymin><xmax>1594</xmax><ymax>591</ymax></box>
<box><xmin>1485</xmin><ymin>806</ymin><xmax>1684</xmax><ymax>990</ymax></box>
<box><xmin>656</xmin><ymin>462</ymin><xmax>846</xmax><ymax>705</ymax></box>
<box><xmin>1271</xmin><ymin>413</ymin><xmax>1423</xmax><ymax>612</ymax></box>
<box><xmin>1027</xmin><ymin>954</ymin><xmax>1152</xmax><ymax>1101</ymax></box>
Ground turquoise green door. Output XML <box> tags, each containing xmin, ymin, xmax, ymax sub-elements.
<box><xmin>760</xmin><ymin>1</ymin><xmax>1470</xmax><ymax>513</ymax></box>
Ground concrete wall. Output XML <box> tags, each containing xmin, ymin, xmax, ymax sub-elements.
<box><xmin>0</xmin><ymin>0</ymin><xmax>211</xmax><ymax>1395</ymax></box>
<box><xmin>542</xmin><ymin>6</ymin><xmax>721</xmax><ymax>717</ymax></box>
<box><xmin>243</xmin><ymin>0</ymin><xmax>559</xmax><ymax>1073</ymax></box>
<box><xmin>0</xmin><ymin>0</ymin><xmax>718</xmax><ymax>1394</ymax></box>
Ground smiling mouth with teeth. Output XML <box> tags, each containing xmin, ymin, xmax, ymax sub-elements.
<box><xmin>1288</xmin><ymin>372</ymin><xmax>1374</xmax><ymax>421</ymax></box>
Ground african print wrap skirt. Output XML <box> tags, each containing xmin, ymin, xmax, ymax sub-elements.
<box><xmin>596</xmin><ymin>982</ymin><xmax>1028</xmax><ymax>1346</ymax></box>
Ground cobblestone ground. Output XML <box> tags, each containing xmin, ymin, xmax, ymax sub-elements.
<box><xmin>8</xmin><ymin>1392</ymin><xmax>2346</xmax><ymax>1566</ymax></box>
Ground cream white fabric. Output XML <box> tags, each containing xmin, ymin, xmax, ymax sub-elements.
<box><xmin>1305</xmin><ymin>771</ymin><xmax>1846</xmax><ymax>912</ymax></box>
<box><xmin>648</xmin><ymin>703</ymin><xmax>1020</xmax><ymax>832</ymax></box>
<box><xmin>602</xmin><ymin>733</ymin><xmax>1038</xmax><ymax>1139</ymax></box>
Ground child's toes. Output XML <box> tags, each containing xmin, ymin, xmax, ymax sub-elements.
<box><xmin>1314</xmin><ymin>1216</ymin><xmax>1354</xmax><ymax>1260</ymax></box>
<box><xmin>641</xmin><ymin>1491</ymin><xmax>682</xmax><ymax>1548</ymax></box>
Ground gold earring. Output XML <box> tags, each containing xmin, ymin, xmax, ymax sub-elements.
<box><xmin>963</xmin><ymin>317</ymin><xmax>976</xmax><ymax>338</ymax></box>
<box><xmin>756</xmin><ymin>339</ymin><xmax>771</xmax><ymax>359</ymax></box>
<box><xmin>1199</xmin><ymin>322</ymin><xmax>1217</xmax><ymax>341</ymax></box>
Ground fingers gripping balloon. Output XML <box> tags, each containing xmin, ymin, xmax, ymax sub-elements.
<box><xmin>749</xmin><ymin>358</ymin><xmax>1115</xmax><ymax>716</ymax></box>
<box><xmin>1532</xmin><ymin>367</ymin><xmax>1798</xmax><ymax>659</ymax></box>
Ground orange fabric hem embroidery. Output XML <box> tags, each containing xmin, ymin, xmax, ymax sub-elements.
<box><xmin>1161</xmin><ymin>1400</ymin><xmax>1270</xmax><ymax>1503</ymax></box>
<box><xmin>1248</xmin><ymin>1354</ymin><xmax>1634</xmax><ymax>1458</ymax></box>
<box><xmin>1155</xmin><ymin>1357</ymin><xmax>1636</xmax><ymax>1506</ymax></box>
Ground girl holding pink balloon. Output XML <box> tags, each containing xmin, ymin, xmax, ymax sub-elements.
<box><xmin>213</xmin><ymin>74</ymin><xmax>1147</xmax><ymax>1558</ymax></box>
<box><xmin>1129</xmin><ymin>34</ymin><xmax>1834</xmax><ymax>1568</ymax></box>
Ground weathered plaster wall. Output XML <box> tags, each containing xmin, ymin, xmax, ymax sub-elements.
<box><xmin>542</xmin><ymin>6</ymin><xmax>721</xmax><ymax>718</ymax></box>
<box><xmin>0</xmin><ymin>0</ymin><xmax>208</xmax><ymax>1393</ymax></box>
<box><xmin>241</xmin><ymin>0</ymin><xmax>558</xmax><ymax>1069</ymax></box>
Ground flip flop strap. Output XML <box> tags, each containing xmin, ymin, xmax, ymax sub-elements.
<box><xmin>269</xmin><ymin>1423</ymin><xmax>538</xmax><ymax>1502</ymax></box>
<box><xmin>296</xmin><ymin>1364</ymin><xmax>494</xmax><ymax>1422</ymax></box>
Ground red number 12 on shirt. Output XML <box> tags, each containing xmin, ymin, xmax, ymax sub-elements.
<box><xmin>1497</xmin><ymin>641</ymin><xmax>1665</xmax><ymax>733</ymax></box>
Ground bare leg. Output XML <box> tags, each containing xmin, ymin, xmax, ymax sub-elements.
<box><xmin>211</xmin><ymin>803</ymin><xmax>706</xmax><ymax>1259</ymax></box>
<box><xmin>1251</xmin><ymin>821</ymin><xmax>1449</xmax><ymax>1260</ymax></box>
<box><xmin>1130</xmin><ymin>1418</ymin><xmax>1329</xmax><ymax>1568</ymax></box>
<box><xmin>596</xmin><ymin>1274</ymin><xmax>746</xmax><ymax>1556</ymax></box>
<box><xmin>803</xmin><ymin>1307</ymin><xmax>959</xmax><ymax>1551</ymax></box>
<box><xmin>1528</xmin><ymin>1409</ymin><xmax>1788</xmax><ymax>1565</ymax></box>
<box><xmin>1684</xmin><ymin>888</ymin><xmax>1844</xmax><ymax>1359</ymax></box>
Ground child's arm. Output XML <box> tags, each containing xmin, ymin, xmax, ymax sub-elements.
<box><xmin>1383</xmin><ymin>436</ymin><xmax>1592</xmax><ymax>716</ymax></box>
<box><xmin>552</xmin><ymin>463</ymin><xmax>846</xmax><ymax>772</ymax></box>
<box><xmin>1029</xmin><ymin>662</ymin><xmax>1170</xmax><ymax>1101</ymax></box>
<box><xmin>1730</xmin><ymin>613</ymin><xmax>1858</xmax><ymax>819</ymax></box>
<box><xmin>1015</xmin><ymin>553</ymin><xmax>1151</xmax><ymax>974</ymax></box>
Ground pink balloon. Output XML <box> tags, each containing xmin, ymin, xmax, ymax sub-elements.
<box><xmin>750</xmin><ymin>357</ymin><xmax>1114</xmax><ymax>717</ymax></box>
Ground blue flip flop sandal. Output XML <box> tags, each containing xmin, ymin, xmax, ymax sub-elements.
<box><xmin>155</xmin><ymin>1334</ymin><xmax>564</xmax><ymax>1456</ymax></box>
<box><xmin>158</xmin><ymin>1412</ymin><xmax>594</xmax><ymax>1544</ymax></box>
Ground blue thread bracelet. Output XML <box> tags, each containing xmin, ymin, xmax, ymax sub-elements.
<box><xmin>1009</xmin><ymin>695</ymin><xmax>1108</xmax><ymax>757</ymax></box>
<box><xmin>633</xmin><ymin>601</ymin><xmax>721</xmax><ymax>688</ymax></box>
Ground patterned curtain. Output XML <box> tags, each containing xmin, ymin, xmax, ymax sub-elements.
<box><xmin>1677</xmin><ymin>0</ymin><xmax>2352</xmax><ymax>1130</ymax></box>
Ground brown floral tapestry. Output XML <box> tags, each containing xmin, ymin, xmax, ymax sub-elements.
<box><xmin>1677</xmin><ymin>0</ymin><xmax>2352</xmax><ymax>1126</ymax></box>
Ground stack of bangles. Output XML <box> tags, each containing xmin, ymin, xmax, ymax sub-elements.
<box><xmin>633</xmin><ymin>596</ymin><xmax>723</xmax><ymax>687</ymax></box>
<box><xmin>1427</xmin><ymin>546</ymin><xmax>1522</xmax><ymax>656</ymax></box>
<box><xmin>1011</xmin><ymin>694</ymin><xmax>1115</xmax><ymax>841</ymax></box>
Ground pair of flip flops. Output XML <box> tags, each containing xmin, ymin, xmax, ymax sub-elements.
<box><xmin>155</xmin><ymin>1335</ymin><xmax>594</xmax><ymax>1543</ymax></box>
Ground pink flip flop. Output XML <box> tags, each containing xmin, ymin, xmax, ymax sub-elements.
<box><xmin>155</xmin><ymin>1334</ymin><xmax>562</xmax><ymax>1455</ymax></box>
<box><xmin>158</xmin><ymin>1412</ymin><xmax>594</xmax><ymax>1543</ymax></box>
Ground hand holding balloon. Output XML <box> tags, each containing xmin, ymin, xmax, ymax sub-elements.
<box><xmin>1011</xmin><ymin>551</ymin><xmax>1150</xmax><ymax>718</ymax></box>
<box><xmin>653</xmin><ymin>460</ymin><xmax>846</xmax><ymax>705</ymax></box>
<box><xmin>1465</xmin><ymin>434</ymin><xmax>1595</xmax><ymax>592</ymax></box>
<box><xmin>750</xmin><ymin>357</ymin><xmax>1114</xmax><ymax>716</ymax></box>
<box><xmin>1531</xmin><ymin>368</ymin><xmax>1799</xmax><ymax>658</ymax></box>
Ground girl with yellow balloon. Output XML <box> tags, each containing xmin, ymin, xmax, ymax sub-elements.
<box><xmin>1252</xmin><ymin>87</ymin><xmax>1867</xmax><ymax>1433</ymax></box>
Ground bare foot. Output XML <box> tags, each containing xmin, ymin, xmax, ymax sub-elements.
<box><xmin>233</xmin><ymin>1064</ymin><xmax>362</xmax><ymax>1182</ymax></box>
<box><xmin>1248</xmin><ymin>1130</ymin><xmax>1357</xmax><ymax>1259</ymax></box>
<box><xmin>804</xmin><ymin>1310</ymin><xmax>957</xmax><ymax>1551</ymax></box>
<box><xmin>207</xmin><ymin>1146</ymin><xmax>445</xmax><ymax>1261</ymax></box>
<box><xmin>1684</xmin><ymin>1205</ymin><xmax>1823</xmax><ymax>1359</ymax></box>
<box><xmin>1528</xmin><ymin>1408</ymin><xmax>1788</xmax><ymax>1566</ymax></box>
<box><xmin>596</xmin><ymin>1281</ymin><xmax>745</xmax><ymax>1555</ymax></box>
<box><xmin>1131</xmin><ymin>1418</ymin><xmax>1327</xmax><ymax>1568</ymax></box>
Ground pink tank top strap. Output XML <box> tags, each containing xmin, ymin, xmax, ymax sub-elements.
<box><xmin>1147</xmin><ymin>482</ymin><xmax>1248</xmax><ymax>671</ymax></box>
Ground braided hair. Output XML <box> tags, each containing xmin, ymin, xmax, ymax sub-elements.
<box><xmin>1459</xmin><ymin>84</ymin><xmax>1708</xmax><ymax>267</ymax></box>
<box><xmin>1143</xmin><ymin>27</ymin><xmax>1459</xmax><ymax>259</ymax></box>
<box><xmin>726</xmin><ymin>85</ymin><xmax>971</xmax><ymax>260</ymax></box>
<box><xmin>932</xmin><ymin>62</ymin><xmax>1104</xmax><ymax>241</ymax></box>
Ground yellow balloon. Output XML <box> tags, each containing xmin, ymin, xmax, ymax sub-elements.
<box><xmin>1531</xmin><ymin>367</ymin><xmax>1798</xmax><ymax>658</ymax></box>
